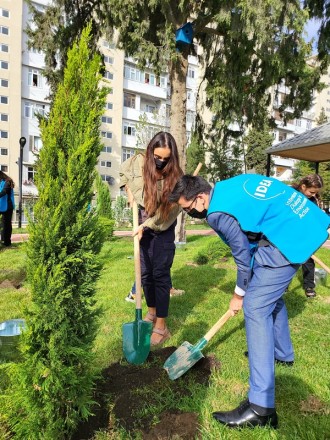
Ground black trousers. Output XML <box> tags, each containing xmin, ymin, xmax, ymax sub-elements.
<box><xmin>302</xmin><ymin>257</ymin><xmax>315</xmax><ymax>290</ymax></box>
<box><xmin>140</xmin><ymin>225</ymin><xmax>175</xmax><ymax>318</ymax></box>
<box><xmin>1</xmin><ymin>209</ymin><xmax>13</xmax><ymax>246</ymax></box>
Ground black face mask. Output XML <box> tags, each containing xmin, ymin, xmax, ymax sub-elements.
<box><xmin>188</xmin><ymin>208</ymin><xmax>207</xmax><ymax>219</ymax></box>
<box><xmin>154</xmin><ymin>158</ymin><xmax>168</xmax><ymax>170</ymax></box>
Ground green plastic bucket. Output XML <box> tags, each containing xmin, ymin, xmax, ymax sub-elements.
<box><xmin>0</xmin><ymin>319</ymin><xmax>26</xmax><ymax>363</ymax></box>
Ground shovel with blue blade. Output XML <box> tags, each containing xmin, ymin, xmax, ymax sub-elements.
<box><xmin>163</xmin><ymin>309</ymin><xmax>233</xmax><ymax>380</ymax></box>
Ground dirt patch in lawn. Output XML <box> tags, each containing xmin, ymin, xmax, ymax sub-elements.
<box><xmin>72</xmin><ymin>347</ymin><xmax>221</xmax><ymax>439</ymax></box>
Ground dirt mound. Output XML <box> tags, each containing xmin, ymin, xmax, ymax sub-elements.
<box><xmin>72</xmin><ymin>346</ymin><xmax>221</xmax><ymax>439</ymax></box>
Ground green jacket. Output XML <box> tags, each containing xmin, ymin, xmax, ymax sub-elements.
<box><xmin>119</xmin><ymin>154</ymin><xmax>181</xmax><ymax>232</ymax></box>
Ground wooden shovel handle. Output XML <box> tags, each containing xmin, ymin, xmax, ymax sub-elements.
<box><xmin>204</xmin><ymin>309</ymin><xmax>233</xmax><ymax>342</ymax></box>
<box><xmin>132</xmin><ymin>201</ymin><xmax>142</xmax><ymax>309</ymax></box>
<box><xmin>193</xmin><ymin>162</ymin><xmax>203</xmax><ymax>176</ymax></box>
<box><xmin>312</xmin><ymin>254</ymin><xmax>330</xmax><ymax>275</ymax></box>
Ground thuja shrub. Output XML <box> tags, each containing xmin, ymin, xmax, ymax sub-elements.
<box><xmin>6</xmin><ymin>26</ymin><xmax>108</xmax><ymax>439</ymax></box>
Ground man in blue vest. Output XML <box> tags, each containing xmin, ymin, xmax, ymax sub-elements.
<box><xmin>169</xmin><ymin>174</ymin><xmax>329</xmax><ymax>429</ymax></box>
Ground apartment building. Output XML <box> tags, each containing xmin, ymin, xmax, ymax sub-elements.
<box><xmin>3</xmin><ymin>1</ymin><xmax>199</xmax><ymax>224</ymax></box>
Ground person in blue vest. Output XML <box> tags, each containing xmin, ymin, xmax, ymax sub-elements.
<box><xmin>0</xmin><ymin>171</ymin><xmax>15</xmax><ymax>247</ymax></box>
<box><xmin>291</xmin><ymin>174</ymin><xmax>324</xmax><ymax>298</ymax></box>
<box><xmin>169</xmin><ymin>174</ymin><xmax>329</xmax><ymax>429</ymax></box>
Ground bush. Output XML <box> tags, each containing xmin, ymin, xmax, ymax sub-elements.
<box><xmin>194</xmin><ymin>252</ymin><xmax>209</xmax><ymax>265</ymax></box>
<box><xmin>99</xmin><ymin>217</ymin><xmax>115</xmax><ymax>240</ymax></box>
<box><xmin>193</xmin><ymin>238</ymin><xmax>230</xmax><ymax>265</ymax></box>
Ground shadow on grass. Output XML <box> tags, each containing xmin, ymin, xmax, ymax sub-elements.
<box><xmin>276</xmin><ymin>374</ymin><xmax>329</xmax><ymax>437</ymax></box>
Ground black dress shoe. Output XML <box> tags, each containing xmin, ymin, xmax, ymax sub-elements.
<box><xmin>213</xmin><ymin>399</ymin><xmax>278</xmax><ymax>429</ymax></box>
<box><xmin>244</xmin><ymin>351</ymin><xmax>294</xmax><ymax>366</ymax></box>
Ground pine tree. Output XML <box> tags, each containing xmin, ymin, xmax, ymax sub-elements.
<box><xmin>7</xmin><ymin>26</ymin><xmax>108</xmax><ymax>439</ymax></box>
<box><xmin>316</xmin><ymin>107</ymin><xmax>328</xmax><ymax>125</ymax></box>
<box><xmin>95</xmin><ymin>173</ymin><xmax>112</xmax><ymax>219</ymax></box>
<box><xmin>244</xmin><ymin>126</ymin><xmax>274</xmax><ymax>175</ymax></box>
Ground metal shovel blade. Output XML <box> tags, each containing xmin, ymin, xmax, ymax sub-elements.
<box><xmin>122</xmin><ymin>309</ymin><xmax>153</xmax><ymax>365</ymax></box>
<box><xmin>163</xmin><ymin>338</ymin><xmax>206</xmax><ymax>380</ymax></box>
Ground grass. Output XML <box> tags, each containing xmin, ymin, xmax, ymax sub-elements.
<box><xmin>0</xmin><ymin>236</ymin><xmax>329</xmax><ymax>439</ymax></box>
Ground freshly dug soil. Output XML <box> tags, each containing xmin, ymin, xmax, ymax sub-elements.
<box><xmin>72</xmin><ymin>346</ymin><xmax>221</xmax><ymax>439</ymax></box>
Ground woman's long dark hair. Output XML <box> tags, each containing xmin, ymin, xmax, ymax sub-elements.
<box><xmin>0</xmin><ymin>170</ymin><xmax>14</xmax><ymax>188</ymax></box>
<box><xmin>143</xmin><ymin>132</ymin><xmax>183</xmax><ymax>218</ymax></box>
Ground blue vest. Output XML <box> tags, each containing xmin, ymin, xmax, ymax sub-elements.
<box><xmin>0</xmin><ymin>179</ymin><xmax>15</xmax><ymax>212</ymax></box>
<box><xmin>207</xmin><ymin>174</ymin><xmax>330</xmax><ymax>264</ymax></box>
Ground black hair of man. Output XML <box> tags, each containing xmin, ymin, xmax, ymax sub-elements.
<box><xmin>169</xmin><ymin>175</ymin><xmax>212</xmax><ymax>203</ymax></box>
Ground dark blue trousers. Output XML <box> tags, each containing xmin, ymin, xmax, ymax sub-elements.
<box><xmin>140</xmin><ymin>225</ymin><xmax>175</xmax><ymax>318</ymax></box>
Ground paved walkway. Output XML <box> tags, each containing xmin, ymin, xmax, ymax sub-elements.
<box><xmin>11</xmin><ymin>231</ymin><xmax>330</xmax><ymax>249</ymax></box>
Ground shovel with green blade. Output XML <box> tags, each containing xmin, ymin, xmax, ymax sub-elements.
<box><xmin>163</xmin><ymin>309</ymin><xmax>233</xmax><ymax>380</ymax></box>
<box><xmin>122</xmin><ymin>200</ymin><xmax>153</xmax><ymax>365</ymax></box>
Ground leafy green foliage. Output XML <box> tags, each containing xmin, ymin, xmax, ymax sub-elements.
<box><xmin>6</xmin><ymin>26</ymin><xmax>108</xmax><ymax>439</ymax></box>
<box><xmin>95</xmin><ymin>173</ymin><xmax>113</xmax><ymax>219</ymax></box>
<box><xmin>26</xmin><ymin>0</ymin><xmax>330</xmax><ymax>175</ymax></box>
<box><xmin>193</xmin><ymin>237</ymin><xmax>231</xmax><ymax>265</ymax></box>
<box><xmin>244</xmin><ymin>125</ymin><xmax>274</xmax><ymax>175</ymax></box>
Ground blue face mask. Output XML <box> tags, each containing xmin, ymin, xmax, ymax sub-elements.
<box><xmin>154</xmin><ymin>158</ymin><xmax>168</xmax><ymax>170</ymax></box>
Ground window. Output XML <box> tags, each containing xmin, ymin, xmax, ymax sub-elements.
<box><xmin>0</xmin><ymin>27</ymin><xmax>9</xmax><ymax>35</ymax></box>
<box><xmin>278</xmin><ymin>132</ymin><xmax>287</xmax><ymax>142</ymax></box>
<box><xmin>29</xmin><ymin>135</ymin><xmax>42</xmax><ymax>152</ymax></box>
<box><xmin>104</xmin><ymin>71</ymin><xmax>113</xmax><ymax>80</ymax></box>
<box><xmin>28</xmin><ymin>166</ymin><xmax>36</xmax><ymax>181</ymax></box>
<box><xmin>0</xmin><ymin>148</ymin><xmax>8</xmax><ymax>155</ymax></box>
<box><xmin>0</xmin><ymin>164</ymin><xmax>7</xmax><ymax>171</ymax></box>
<box><xmin>122</xmin><ymin>147</ymin><xmax>135</xmax><ymax>162</ymax></box>
<box><xmin>306</xmin><ymin>120</ymin><xmax>312</xmax><ymax>130</ymax></box>
<box><xmin>101</xmin><ymin>174</ymin><xmax>114</xmax><ymax>185</ymax></box>
<box><xmin>106</xmin><ymin>102</ymin><xmax>113</xmax><ymax>110</ymax></box>
<box><xmin>0</xmin><ymin>9</ymin><xmax>9</xmax><ymax>18</ymax></box>
<box><xmin>0</xmin><ymin>96</ymin><xmax>8</xmax><ymax>104</ymax></box>
<box><xmin>0</xmin><ymin>44</ymin><xmax>8</xmax><ymax>52</ymax></box>
<box><xmin>124</xmin><ymin>65</ymin><xmax>142</xmax><ymax>82</ymax></box>
<box><xmin>145</xmin><ymin>72</ymin><xmax>156</xmax><ymax>85</ymax></box>
<box><xmin>166</xmin><ymin>105</ymin><xmax>171</xmax><ymax>118</ymax></box>
<box><xmin>160</xmin><ymin>76</ymin><xmax>166</xmax><ymax>87</ymax></box>
<box><xmin>186</xmin><ymin>110</ymin><xmax>195</xmax><ymax>124</ymax></box>
<box><xmin>24</xmin><ymin>102</ymin><xmax>48</xmax><ymax>119</ymax></box>
<box><xmin>104</xmin><ymin>56</ymin><xmax>114</xmax><ymax>64</ymax></box>
<box><xmin>0</xmin><ymin>61</ymin><xmax>8</xmax><ymax>70</ymax></box>
<box><xmin>28</xmin><ymin>68</ymin><xmax>42</xmax><ymax>87</ymax></box>
<box><xmin>0</xmin><ymin>113</ymin><xmax>7</xmax><ymax>121</ymax></box>
<box><xmin>145</xmin><ymin>104</ymin><xmax>156</xmax><ymax>113</ymax></box>
<box><xmin>101</xmin><ymin>116</ymin><xmax>112</xmax><ymax>124</ymax></box>
<box><xmin>100</xmin><ymin>160</ymin><xmax>111</xmax><ymax>167</ymax></box>
<box><xmin>101</xmin><ymin>131</ymin><xmax>112</xmax><ymax>139</ymax></box>
<box><xmin>295</xmin><ymin>119</ymin><xmax>301</xmax><ymax>127</ymax></box>
<box><xmin>124</xmin><ymin>93</ymin><xmax>136</xmax><ymax>109</ymax></box>
<box><xmin>188</xmin><ymin>68</ymin><xmax>195</xmax><ymax>79</ymax></box>
<box><xmin>0</xmin><ymin>79</ymin><xmax>8</xmax><ymax>87</ymax></box>
<box><xmin>102</xmin><ymin>40</ymin><xmax>115</xmax><ymax>49</ymax></box>
<box><xmin>123</xmin><ymin>123</ymin><xmax>136</xmax><ymax>136</ymax></box>
<box><xmin>102</xmin><ymin>146</ymin><xmax>112</xmax><ymax>153</ymax></box>
<box><xmin>0</xmin><ymin>130</ymin><xmax>7</xmax><ymax>138</ymax></box>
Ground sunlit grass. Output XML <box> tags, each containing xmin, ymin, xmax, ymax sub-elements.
<box><xmin>0</xmin><ymin>236</ymin><xmax>329</xmax><ymax>439</ymax></box>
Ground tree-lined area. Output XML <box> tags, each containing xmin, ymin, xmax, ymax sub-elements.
<box><xmin>27</xmin><ymin>0</ymin><xmax>330</xmax><ymax>180</ymax></box>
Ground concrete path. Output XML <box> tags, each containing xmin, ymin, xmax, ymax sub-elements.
<box><xmin>11</xmin><ymin>231</ymin><xmax>330</xmax><ymax>249</ymax></box>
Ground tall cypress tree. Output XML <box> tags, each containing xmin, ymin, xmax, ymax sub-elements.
<box><xmin>8</xmin><ymin>26</ymin><xmax>108</xmax><ymax>439</ymax></box>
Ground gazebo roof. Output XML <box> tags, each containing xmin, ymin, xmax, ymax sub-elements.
<box><xmin>266</xmin><ymin>122</ymin><xmax>330</xmax><ymax>162</ymax></box>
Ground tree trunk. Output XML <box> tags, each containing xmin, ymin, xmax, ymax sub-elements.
<box><xmin>169</xmin><ymin>52</ymin><xmax>188</xmax><ymax>243</ymax></box>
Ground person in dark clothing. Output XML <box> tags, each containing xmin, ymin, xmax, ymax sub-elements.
<box><xmin>292</xmin><ymin>174</ymin><xmax>324</xmax><ymax>298</ymax></box>
<box><xmin>120</xmin><ymin>132</ymin><xmax>183</xmax><ymax>345</ymax></box>
<box><xmin>0</xmin><ymin>170</ymin><xmax>15</xmax><ymax>246</ymax></box>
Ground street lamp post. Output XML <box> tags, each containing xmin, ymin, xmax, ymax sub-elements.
<box><xmin>18</xmin><ymin>137</ymin><xmax>26</xmax><ymax>229</ymax></box>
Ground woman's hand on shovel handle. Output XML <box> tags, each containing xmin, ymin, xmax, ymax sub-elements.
<box><xmin>132</xmin><ymin>225</ymin><xmax>144</xmax><ymax>240</ymax></box>
<box><xmin>230</xmin><ymin>293</ymin><xmax>243</xmax><ymax>316</ymax></box>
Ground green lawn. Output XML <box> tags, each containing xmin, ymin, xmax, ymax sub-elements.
<box><xmin>0</xmin><ymin>236</ymin><xmax>329</xmax><ymax>439</ymax></box>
